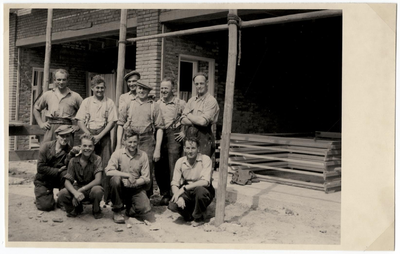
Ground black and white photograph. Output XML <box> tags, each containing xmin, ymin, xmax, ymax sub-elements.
<box><xmin>3</xmin><ymin>3</ymin><xmax>395</xmax><ymax>251</ymax></box>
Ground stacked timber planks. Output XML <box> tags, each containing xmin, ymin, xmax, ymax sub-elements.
<box><xmin>227</xmin><ymin>133</ymin><xmax>341</xmax><ymax>193</ymax></box>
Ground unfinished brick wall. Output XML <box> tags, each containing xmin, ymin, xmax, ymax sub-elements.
<box><xmin>135</xmin><ymin>9</ymin><xmax>162</xmax><ymax>98</ymax></box>
<box><xmin>16</xmin><ymin>9</ymin><xmax>138</xmax><ymax>40</ymax></box>
<box><xmin>16</xmin><ymin>44</ymin><xmax>117</xmax><ymax>150</ymax></box>
<box><xmin>9</xmin><ymin>13</ymin><xmax>17</xmax><ymax>150</ymax></box>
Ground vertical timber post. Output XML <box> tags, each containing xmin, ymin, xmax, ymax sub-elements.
<box><xmin>42</xmin><ymin>8</ymin><xmax>53</xmax><ymax>93</ymax></box>
<box><xmin>215</xmin><ymin>9</ymin><xmax>238</xmax><ymax>226</ymax></box>
<box><xmin>114</xmin><ymin>9</ymin><xmax>128</xmax><ymax>150</ymax></box>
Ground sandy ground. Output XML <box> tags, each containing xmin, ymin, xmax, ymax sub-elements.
<box><xmin>7</xmin><ymin>161</ymin><xmax>340</xmax><ymax>244</ymax></box>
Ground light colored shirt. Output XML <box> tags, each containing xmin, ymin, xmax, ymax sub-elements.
<box><xmin>35</xmin><ymin>88</ymin><xmax>83</xmax><ymax>120</ymax></box>
<box><xmin>105</xmin><ymin>148</ymin><xmax>150</xmax><ymax>186</ymax></box>
<box><xmin>157</xmin><ymin>96</ymin><xmax>186</xmax><ymax>129</ymax></box>
<box><xmin>182</xmin><ymin>92</ymin><xmax>219</xmax><ymax>126</ymax></box>
<box><xmin>118</xmin><ymin>91</ymin><xmax>136</xmax><ymax>114</ymax></box>
<box><xmin>118</xmin><ymin>98</ymin><xmax>164</xmax><ymax>134</ymax></box>
<box><xmin>171</xmin><ymin>153</ymin><xmax>213</xmax><ymax>188</ymax></box>
<box><xmin>75</xmin><ymin>96</ymin><xmax>117</xmax><ymax>130</ymax></box>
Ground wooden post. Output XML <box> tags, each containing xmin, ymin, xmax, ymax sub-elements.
<box><xmin>42</xmin><ymin>9</ymin><xmax>53</xmax><ymax>93</ymax></box>
<box><xmin>215</xmin><ymin>9</ymin><xmax>238</xmax><ymax>226</ymax></box>
<box><xmin>113</xmin><ymin>9</ymin><xmax>127</xmax><ymax>150</ymax></box>
<box><xmin>115</xmin><ymin>9</ymin><xmax>127</xmax><ymax>109</ymax></box>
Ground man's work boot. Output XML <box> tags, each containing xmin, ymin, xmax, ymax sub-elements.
<box><xmin>113</xmin><ymin>212</ymin><xmax>125</xmax><ymax>224</ymax></box>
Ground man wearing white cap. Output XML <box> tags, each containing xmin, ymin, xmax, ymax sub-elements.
<box><xmin>117</xmin><ymin>80</ymin><xmax>165</xmax><ymax>197</ymax></box>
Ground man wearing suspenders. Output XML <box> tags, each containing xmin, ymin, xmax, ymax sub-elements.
<box><xmin>76</xmin><ymin>75</ymin><xmax>117</xmax><ymax>203</ymax></box>
<box><xmin>117</xmin><ymin>80</ymin><xmax>165</xmax><ymax>197</ymax></box>
<box><xmin>155</xmin><ymin>77</ymin><xmax>186</xmax><ymax>205</ymax></box>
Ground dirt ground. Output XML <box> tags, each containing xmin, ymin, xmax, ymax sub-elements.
<box><xmin>7</xmin><ymin>161</ymin><xmax>340</xmax><ymax>244</ymax></box>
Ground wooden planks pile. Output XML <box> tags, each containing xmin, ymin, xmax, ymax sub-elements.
<box><xmin>227</xmin><ymin>132</ymin><xmax>341</xmax><ymax>193</ymax></box>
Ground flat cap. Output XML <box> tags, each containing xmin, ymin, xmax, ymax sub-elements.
<box><xmin>55</xmin><ymin>125</ymin><xmax>74</xmax><ymax>135</ymax></box>
<box><xmin>124</xmin><ymin>70</ymin><xmax>141</xmax><ymax>81</ymax></box>
<box><xmin>136</xmin><ymin>80</ymin><xmax>153</xmax><ymax>91</ymax></box>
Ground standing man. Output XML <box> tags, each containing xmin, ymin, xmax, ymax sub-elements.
<box><xmin>106</xmin><ymin>130</ymin><xmax>151</xmax><ymax>224</ymax></box>
<box><xmin>118</xmin><ymin>70</ymin><xmax>140</xmax><ymax>115</ymax></box>
<box><xmin>117</xmin><ymin>80</ymin><xmax>164</xmax><ymax>197</ymax></box>
<box><xmin>75</xmin><ymin>75</ymin><xmax>117</xmax><ymax>203</ymax></box>
<box><xmin>34</xmin><ymin>69</ymin><xmax>83</xmax><ymax>146</ymax></box>
<box><xmin>34</xmin><ymin>125</ymin><xmax>77</xmax><ymax>211</ymax></box>
<box><xmin>155</xmin><ymin>77</ymin><xmax>186</xmax><ymax>205</ymax></box>
<box><xmin>180</xmin><ymin>72</ymin><xmax>220</xmax><ymax>158</ymax></box>
<box><xmin>168</xmin><ymin>137</ymin><xmax>215</xmax><ymax>227</ymax></box>
<box><xmin>58</xmin><ymin>133</ymin><xmax>104</xmax><ymax>219</ymax></box>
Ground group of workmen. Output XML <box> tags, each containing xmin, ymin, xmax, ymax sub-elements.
<box><xmin>33</xmin><ymin>68</ymin><xmax>219</xmax><ymax>226</ymax></box>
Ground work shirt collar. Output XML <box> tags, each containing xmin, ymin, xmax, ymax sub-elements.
<box><xmin>123</xmin><ymin>148</ymin><xmax>140</xmax><ymax>159</ymax></box>
<box><xmin>195</xmin><ymin>92</ymin><xmax>209</xmax><ymax>102</ymax></box>
<box><xmin>92</xmin><ymin>95</ymin><xmax>107</xmax><ymax>103</ymax></box>
<box><xmin>52</xmin><ymin>87</ymin><xmax>72</xmax><ymax>95</ymax></box>
<box><xmin>134</xmin><ymin>97</ymin><xmax>154</xmax><ymax>105</ymax></box>
<box><xmin>182</xmin><ymin>153</ymin><xmax>203</xmax><ymax>167</ymax></box>
<box><xmin>160</xmin><ymin>96</ymin><xmax>178</xmax><ymax>105</ymax></box>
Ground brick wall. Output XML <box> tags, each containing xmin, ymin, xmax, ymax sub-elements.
<box><xmin>16</xmin><ymin>44</ymin><xmax>121</xmax><ymax>150</ymax></box>
<box><xmin>16</xmin><ymin>9</ymin><xmax>138</xmax><ymax>40</ymax></box>
<box><xmin>9</xmin><ymin>13</ymin><xmax>17</xmax><ymax>150</ymax></box>
<box><xmin>135</xmin><ymin>9</ymin><xmax>162</xmax><ymax>98</ymax></box>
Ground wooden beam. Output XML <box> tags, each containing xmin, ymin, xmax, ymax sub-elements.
<box><xmin>127</xmin><ymin>10</ymin><xmax>341</xmax><ymax>43</ymax></box>
<box><xmin>215</xmin><ymin>9</ymin><xmax>238</xmax><ymax>227</ymax></box>
<box><xmin>9</xmin><ymin>150</ymin><xmax>40</xmax><ymax>161</ymax></box>
<box><xmin>229</xmin><ymin>161</ymin><xmax>322</xmax><ymax>177</ymax></box>
<box><xmin>43</xmin><ymin>9</ymin><xmax>53</xmax><ymax>93</ymax></box>
<box><xmin>16</xmin><ymin>18</ymin><xmax>137</xmax><ymax>47</ymax></box>
<box><xmin>256</xmin><ymin>174</ymin><xmax>324</xmax><ymax>188</ymax></box>
<box><xmin>315</xmin><ymin>131</ymin><xmax>342</xmax><ymax>139</ymax></box>
<box><xmin>230</xmin><ymin>143</ymin><xmax>329</xmax><ymax>156</ymax></box>
<box><xmin>115</xmin><ymin>9</ymin><xmax>127</xmax><ymax>109</ymax></box>
<box><xmin>229</xmin><ymin>151</ymin><xmax>324</xmax><ymax>166</ymax></box>
<box><xmin>159</xmin><ymin>9</ymin><xmax>227</xmax><ymax>23</ymax></box>
<box><xmin>9</xmin><ymin>124</ymin><xmax>84</xmax><ymax>136</ymax></box>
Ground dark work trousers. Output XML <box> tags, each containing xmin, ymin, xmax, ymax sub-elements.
<box><xmin>168</xmin><ymin>185</ymin><xmax>215</xmax><ymax>221</ymax></box>
<box><xmin>155</xmin><ymin>127</ymin><xmax>183</xmax><ymax>197</ymax></box>
<box><xmin>43</xmin><ymin>118</ymin><xmax>74</xmax><ymax>146</ymax></box>
<box><xmin>34</xmin><ymin>170</ymin><xmax>67</xmax><ymax>211</ymax></box>
<box><xmin>89</xmin><ymin>128</ymin><xmax>112</xmax><ymax>202</ymax></box>
<box><xmin>186</xmin><ymin>125</ymin><xmax>215</xmax><ymax>158</ymax></box>
<box><xmin>109</xmin><ymin>176</ymin><xmax>151</xmax><ymax>216</ymax></box>
<box><xmin>58</xmin><ymin>185</ymin><xmax>104</xmax><ymax>215</ymax></box>
<box><xmin>137</xmin><ymin>132</ymin><xmax>156</xmax><ymax>197</ymax></box>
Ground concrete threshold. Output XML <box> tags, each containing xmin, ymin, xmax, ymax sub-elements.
<box><xmin>212</xmin><ymin>173</ymin><xmax>341</xmax><ymax>213</ymax></box>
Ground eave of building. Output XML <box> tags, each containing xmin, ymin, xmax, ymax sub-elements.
<box><xmin>16</xmin><ymin>17</ymin><xmax>137</xmax><ymax>48</ymax></box>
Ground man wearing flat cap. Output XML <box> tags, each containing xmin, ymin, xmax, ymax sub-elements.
<box><xmin>117</xmin><ymin>80</ymin><xmax>165</xmax><ymax>197</ymax></box>
<box><xmin>33</xmin><ymin>69</ymin><xmax>82</xmax><ymax>146</ymax></box>
<box><xmin>118</xmin><ymin>70</ymin><xmax>140</xmax><ymax>115</ymax></box>
<box><xmin>180</xmin><ymin>72</ymin><xmax>220</xmax><ymax>158</ymax></box>
<box><xmin>34</xmin><ymin>125</ymin><xmax>79</xmax><ymax>211</ymax></box>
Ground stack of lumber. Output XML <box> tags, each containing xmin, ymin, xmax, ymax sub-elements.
<box><xmin>227</xmin><ymin>132</ymin><xmax>341</xmax><ymax>193</ymax></box>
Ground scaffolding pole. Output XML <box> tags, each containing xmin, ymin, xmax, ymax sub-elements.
<box><xmin>42</xmin><ymin>9</ymin><xmax>53</xmax><ymax>93</ymax></box>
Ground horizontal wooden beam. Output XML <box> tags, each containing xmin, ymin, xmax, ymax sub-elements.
<box><xmin>9</xmin><ymin>124</ymin><xmax>84</xmax><ymax>136</ymax></box>
<box><xmin>229</xmin><ymin>151</ymin><xmax>324</xmax><ymax>166</ymax></box>
<box><xmin>9</xmin><ymin>150</ymin><xmax>40</xmax><ymax>161</ymax></box>
<box><xmin>128</xmin><ymin>10</ymin><xmax>342</xmax><ymax>43</ymax></box>
<box><xmin>160</xmin><ymin>9</ymin><xmax>227</xmax><ymax>23</ymax></box>
<box><xmin>315</xmin><ymin>131</ymin><xmax>341</xmax><ymax>139</ymax></box>
<box><xmin>16</xmin><ymin>17</ymin><xmax>137</xmax><ymax>47</ymax></box>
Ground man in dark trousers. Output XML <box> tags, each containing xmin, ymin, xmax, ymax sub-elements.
<box><xmin>34</xmin><ymin>125</ymin><xmax>76</xmax><ymax>211</ymax></box>
<box><xmin>58</xmin><ymin>133</ymin><xmax>104</xmax><ymax>219</ymax></box>
<box><xmin>155</xmin><ymin>77</ymin><xmax>186</xmax><ymax>205</ymax></box>
<box><xmin>168</xmin><ymin>137</ymin><xmax>215</xmax><ymax>227</ymax></box>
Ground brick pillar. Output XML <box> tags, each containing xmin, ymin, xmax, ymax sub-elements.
<box><xmin>135</xmin><ymin>10</ymin><xmax>162</xmax><ymax>99</ymax></box>
<box><xmin>9</xmin><ymin>13</ymin><xmax>18</xmax><ymax>150</ymax></box>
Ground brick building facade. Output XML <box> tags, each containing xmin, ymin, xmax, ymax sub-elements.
<box><xmin>9</xmin><ymin>9</ymin><xmax>342</xmax><ymax>151</ymax></box>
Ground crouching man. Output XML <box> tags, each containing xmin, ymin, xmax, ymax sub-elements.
<box><xmin>105</xmin><ymin>129</ymin><xmax>152</xmax><ymax>224</ymax></box>
<box><xmin>34</xmin><ymin>125</ymin><xmax>76</xmax><ymax>211</ymax></box>
<box><xmin>168</xmin><ymin>137</ymin><xmax>215</xmax><ymax>227</ymax></box>
<box><xmin>58</xmin><ymin>133</ymin><xmax>104</xmax><ymax>219</ymax></box>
